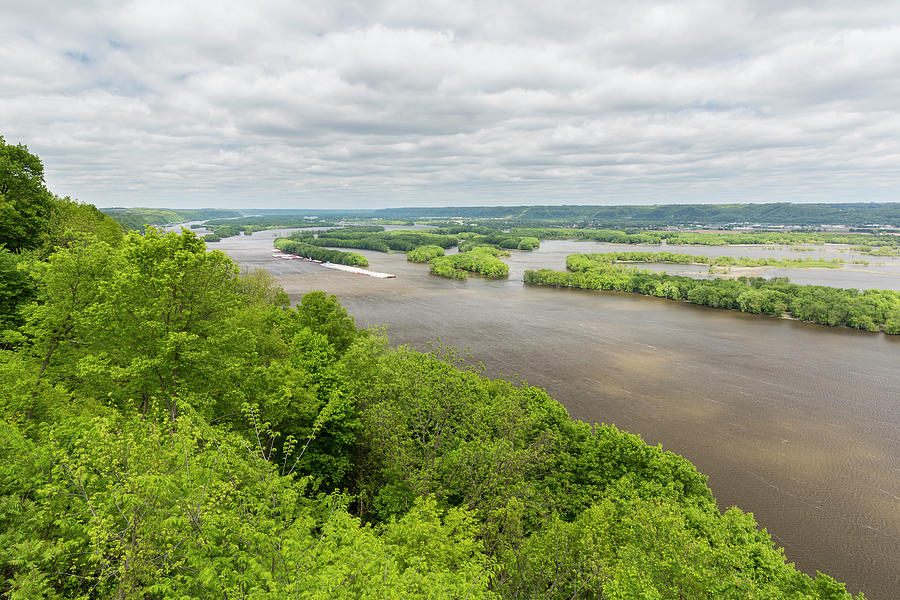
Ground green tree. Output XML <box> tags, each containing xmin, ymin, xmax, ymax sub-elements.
<box><xmin>0</xmin><ymin>248</ymin><xmax>35</xmax><ymax>344</ymax></box>
<box><xmin>297</xmin><ymin>291</ymin><xmax>358</xmax><ymax>353</ymax></box>
<box><xmin>0</xmin><ymin>137</ymin><xmax>56</xmax><ymax>251</ymax></box>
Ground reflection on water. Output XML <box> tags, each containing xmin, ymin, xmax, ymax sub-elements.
<box><xmin>209</xmin><ymin>231</ymin><xmax>900</xmax><ymax>600</ymax></box>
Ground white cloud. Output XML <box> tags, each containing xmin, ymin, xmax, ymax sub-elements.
<box><xmin>1</xmin><ymin>0</ymin><xmax>899</xmax><ymax>207</ymax></box>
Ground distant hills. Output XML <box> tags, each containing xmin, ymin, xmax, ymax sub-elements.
<box><xmin>102</xmin><ymin>202</ymin><xmax>900</xmax><ymax>229</ymax></box>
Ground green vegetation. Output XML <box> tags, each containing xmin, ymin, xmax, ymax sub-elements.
<box><xmin>513</xmin><ymin>227</ymin><xmax>666</xmax><ymax>244</ymax></box>
<box><xmin>857</xmin><ymin>246</ymin><xmax>900</xmax><ymax>257</ymax></box>
<box><xmin>0</xmin><ymin>247</ymin><xmax>35</xmax><ymax>339</ymax></box>
<box><xmin>0</xmin><ymin>141</ymin><xmax>868</xmax><ymax>599</ymax></box>
<box><xmin>2</xmin><ymin>228</ymin><xmax>864</xmax><ymax>599</ymax></box>
<box><xmin>662</xmin><ymin>231</ymin><xmax>900</xmax><ymax>247</ymax></box>
<box><xmin>430</xmin><ymin>247</ymin><xmax>510</xmax><ymax>279</ymax></box>
<box><xmin>274</xmin><ymin>238</ymin><xmax>369</xmax><ymax>267</ymax></box>
<box><xmin>456</xmin><ymin>233</ymin><xmax>538</xmax><ymax>252</ymax></box>
<box><xmin>295</xmin><ymin>229</ymin><xmax>458</xmax><ymax>252</ymax></box>
<box><xmin>201</xmin><ymin>215</ymin><xmax>340</xmax><ymax>238</ymax></box>
<box><xmin>368</xmin><ymin>202</ymin><xmax>900</xmax><ymax>227</ymax></box>
<box><xmin>574</xmin><ymin>251</ymin><xmax>849</xmax><ymax>269</ymax></box>
<box><xmin>0</xmin><ymin>139</ymin><xmax>124</xmax><ymax>342</ymax></box>
<box><xmin>511</xmin><ymin>227</ymin><xmax>900</xmax><ymax>248</ymax></box>
<box><xmin>525</xmin><ymin>255</ymin><xmax>900</xmax><ymax>333</ymax></box>
<box><xmin>407</xmin><ymin>244</ymin><xmax>445</xmax><ymax>262</ymax></box>
<box><xmin>0</xmin><ymin>137</ymin><xmax>57</xmax><ymax>252</ymax></box>
<box><xmin>516</xmin><ymin>236</ymin><xmax>540</xmax><ymax>250</ymax></box>
<box><xmin>101</xmin><ymin>207</ymin><xmax>243</xmax><ymax>230</ymax></box>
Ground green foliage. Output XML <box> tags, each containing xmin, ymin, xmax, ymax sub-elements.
<box><xmin>274</xmin><ymin>237</ymin><xmax>369</xmax><ymax>267</ymax></box>
<box><xmin>0</xmin><ymin>136</ymin><xmax>56</xmax><ymax>252</ymax></box>
<box><xmin>0</xmin><ymin>188</ymin><xmax>865</xmax><ymax>600</ymax></box>
<box><xmin>576</xmin><ymin>250</ymin><xmax>845</xmax><ymax>269</ymax></box>
<box><xmin>407</xmin><ymin>244</ymin><xmax>445</xmax><ymax>262</ymax></box>
<box><xmin>202</xmin><ymin>214</ymin><xmax>339</xmax><ymax>232</ymax></box>
<box><xmin>368</xmin><ymin>202</ymin><xmax>900</xmax><ymax>228</ymax></box>
<box><xmin>430</xmin><ymin>259</ymin><xmax>467</xmax><ymax>279</ymax></box>
<box><xmin>297</xmin><ymin>291</ymin><xmax>359</xmax><ymax>353</ymax></box>
<box><xmin>430</xmin><ymin>248</ymin><xmax>509</xmax><ymax>279</ymax></box>
<box><xmin>0</xmin><ymin>249</ymin><xmax>35</xmax><ymax>343</ymax></box>
<box><xmin>525</xmin><ymin>254</ymin><xmax>900</xmax><ymax>333</ymax></box>
<box><xmin>101</xmin><ymin>207</ymin><xmax>243</xmax><ymax>231</ymax></box>
<box><xmin>517</xmin><ymin>237</ymin><xmax>540</xmax><ymax>250</ymax></box>
<box><xmin>295</xmin><ymin>229</ymin><xmax>458</xmax><ymax>252</ymax></box>
<box><xmin>43</xmin><ymin>197</ymin><xmax>124</xmax><ymax>252</ymax></box>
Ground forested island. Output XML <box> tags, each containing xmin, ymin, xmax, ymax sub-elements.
<box><xmin>274</xmin><ymin>237</ymin><xmax>370</xmax><ymax>267</ymax></box>
<box><xmin>564</xmin><ymin>250</ymin><xmax>849</xmax><ymax>269</ymax></box>
<box><xmin>0</xmin><ymin>138</ymin><xmax>871</xmax><ymax>598</ymax></box>
<box><xmin>525</xmin><ymin>254</ymin><xmax>900</xmax><ymax>333</ymax></box>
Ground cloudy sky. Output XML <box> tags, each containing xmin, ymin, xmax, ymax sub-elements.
<box><xmin>2</xmin><ymin>1</ymin><xmax>900</xmax><ymax>209</ymax></box>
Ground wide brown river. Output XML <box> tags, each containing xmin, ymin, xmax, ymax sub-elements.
<box><xmin>208</xmin><ymin>229</ymin><xmax>899</xmax><ymax>599</ymax></box>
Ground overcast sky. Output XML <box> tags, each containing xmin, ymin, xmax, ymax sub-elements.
<box><xmin>2</xmin><ymin>1</ymin><xmax>899</xmax><ymax>209</ymax></box>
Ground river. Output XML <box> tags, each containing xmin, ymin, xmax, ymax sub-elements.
<box><xmin>208</xmin><ymin>229</ymin><xmax>900</xmax><ymax>600</ymax></box>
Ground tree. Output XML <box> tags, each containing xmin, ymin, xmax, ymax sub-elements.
<box><xmin>0</xmin><ymin>137</ymin><xmax>56</xmax><ymax>252</ymax></box>
<box><xmin>297</xmin><ymin>291</ymin><xmax>358</xmax><ymax>353</ymax></box>
<box><xmin>0</xmin><ymin>248</ymin><xmax>35</xmax><ymax>344</ymax></box>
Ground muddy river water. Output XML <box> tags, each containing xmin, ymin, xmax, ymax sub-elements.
<box><xmin>207</xmin><ymin>229</ymin><xmax>899</xmax><ymax>599</ymax></box>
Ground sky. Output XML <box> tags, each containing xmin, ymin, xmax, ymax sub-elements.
<box><xmin>2</xmin><ymin>1</ymin><xmax>900</xmax><ymax>209</ymax></box>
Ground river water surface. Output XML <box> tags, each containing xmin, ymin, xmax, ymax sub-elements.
<box><xmin>209</xmin><ymin>229</ymin><xmax>899</xmax><ymax>600</ymax></box>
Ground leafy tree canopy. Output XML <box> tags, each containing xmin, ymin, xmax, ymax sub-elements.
<box><xmin>0</xmin><ymin>137</ymin><xmax>56</xmax><ymax>252</ymax></box>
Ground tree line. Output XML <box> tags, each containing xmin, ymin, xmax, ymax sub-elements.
<box><xmin>407</xmin><ymin>244</ymin><xmax>446</xmax><ymax>262</ymax></box>
<box><xmin>294</xmin><ymin>229</ymin><xmax>458</xmax><ymax>252</ymax></box>
<box><xmin>100</xmin><ymin>207</ymin><xmax>242</xmax><ymax>231</ymax></box>
<box><xmin>364</xmin><ymin>202</ymin><xmax>900</xmax><ymax>227</ymax></box>
<box><xmin>570</xmin><ymin>251</ymin><xmax>849</xmax><ymax>269</ymax></box>
<box><xmin>525</xmin><ymin>254</ymin><xmax>900</xmax><ymax>333</ymax></box>
<box><xmin>429</xmin><ymin>246</ymin><xmax>510</xmax><ymax>279</ymax></box>
<box><xmin>274</xmin><ymin>238</ymin><xmax>369</xmax><ymax>267</ymax></box>
<box><xmin>510</xmin><ymin>227</ymin><xmax>900</xmax><ymax>248</ymax></box>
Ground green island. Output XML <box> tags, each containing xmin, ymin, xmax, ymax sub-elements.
<box><xmin>274</xmin><ymin>237</ymin><xmax>369</xmax><ymax>267</ymax></box>
<box><xmin>200</xmin><ymin>218</ymin><xmax>340</xmax><ymax>241</ymax></box>
<box><xmin>294</xmin><ymin>227</ymin><xmax>458</xmax><ymax>252</ymax></box>
<box><xmin>0</xmin><ymin>139</ymin><xmax>869</xmax><ymax>598</ymax></box>
<box><xmin>525</xmin><ymin>254</ymin><xmax>900</xmax><ymax>333</ymax></box>
<box><xmin>429</xmin><ymin>246</ymin><xmax>510</xmax><ymax>279</ymax></box>
<box><xmin>280</xmin><ymin>227</ymin><xmax>512</xmax><ymax>279</ymax></box>
<box><xmin>509</xmin><ymin>227</ymin><xmax>900</xmax><ymax>248</ymax></box>
<box><xmin>574</xmin><ymin>250</ymin><xmax>850</xmax><ymax>269</ymax></box>
<box><xmin>406</xmin><ymin>244</ymin><xmax>445</xmax><ymax>262</ymax></box>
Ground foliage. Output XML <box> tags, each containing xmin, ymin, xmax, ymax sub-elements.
<box><xmin>572</xmin><ymin>250</ymin><xmax>847</xmax><ymax>269</ymax></box>
<box><xmin>367</xmin><ymin>202</ymin><xmax>900</xmax><ymax>228</ymax></box>
<box><xmin>0</xmin><ymin>137</ymin><xmax>57</xmax><ymax>252</ymax></box>
<box><xmin>101</xmin><ymin>207</ymin><xmax>243</xmax><ymax>231</ymax></box>
<box><xmin>407</xmin><ymin>245</ymin><xmax>445</xmax><ymax>262</ymax></box>
<box><xmin>294</xmin><ymin>229</ymin><xmax>458</xmax><ymax>252</ymax></box>
<box><xmin>430</xmin><ymin>248</ymin><xmax>509</xmax><ymax>279</ymax></box>
<box><xmin>202</xmin><ymin>215</ymin><xmax>340</xmax><ymax>233</ymax></box>
<box><xmin>517</xmin><ymin>237</ymin><xmax>540</xmax><ymax>250</ymax></box>
<box><xmin>44</xmin><ymin>197</ymin><xmax>124</xmax><ymax>251</ymax></box>
<box><xmin>513</xmin><ymin>226</ymin><xmax>900</xmax><ymax>249</ymax></box>
<box><xmin>0</xmin><ymin>144</ymin><xmax>866</xmax><ymax>598</ymax></box>
<box><xmin>525</xmin><ymin>254</ymin><xmax>900</xmax><ymax>333</ymax></box>
<box><xmin>274</xmin><ymin>238</ymin><xmax>369</xmax><ymax>267</ymax></box>
<box><xmin>0</xmin><ymin>249</ymin><xmax>35</xmax><ymax>343</ymax></box>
